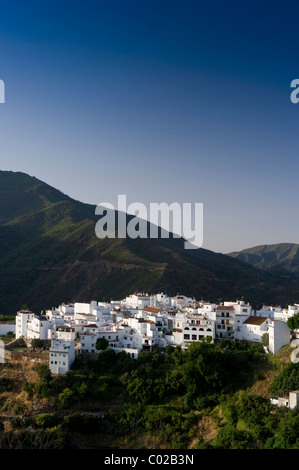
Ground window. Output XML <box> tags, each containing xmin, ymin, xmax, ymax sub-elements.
<box><xmin>184</xmin><ymin>334</ymin><xmax>190</xmax><ymax>340</ymax></box>
<box><xmin>192</xmin><ymin>335</ymin><xmax>197</xmax><ymax>340</ymax></box>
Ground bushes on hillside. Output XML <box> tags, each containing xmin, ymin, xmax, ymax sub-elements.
<box><xmin>269</xmin><ymin>363</ymin><xmax>299</xmax><ymax>395</ymax></box>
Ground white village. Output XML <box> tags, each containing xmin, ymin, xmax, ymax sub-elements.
<box><xmin>7</xmin><ymin>293</ymin><xmax>297</xmax><ymax>365</ymax></box>
<box><xmin>1</xmin><ymin>292</ymin><xmax>298</xmax><ymax>413</ymax></box>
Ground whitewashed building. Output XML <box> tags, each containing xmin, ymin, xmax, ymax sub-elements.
<box><xmin>16</xmin><ymin>310</ymin><xmax>35</xmax><ymax>339</ymax></box>
<box><xmin>49</xmin><ymin>339</ymin><xmax>75</xmax><ymax>374</ymax></box>
<box><xmin>26</xmin><ymin>315</ymin><xmax>50</xmax><ymax>340</ymax></box>
<box><xmin>124</xmin><ymin>293</ymin><xmax>151</xmax><ymax>309</ymax></box>
<box><xmin>268</xmin><ymin>319</ymin><xmax>291</xmax><ymax>354</ymax></box>
<box><xmin>270</xmin><ymin>391</ymin><xmax>299</xmax><ymax>410</ymax></box>
<box><xmin>242</xmin><ymin>316</ymin><xmax>269</xmax><ymax>342</ymax></box>
<box><xmin>215</xmin><ymin>305</ymin><xmax>235</xmax><ymax>340</ymax></box>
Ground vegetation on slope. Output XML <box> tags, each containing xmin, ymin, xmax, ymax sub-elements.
<box><xmin>229</xmin><ymin>243</ymin><xmax>299</xmax><ymax>276</ymax></box>
<box><xmin>0</xmin><ymin>341</ymin><xmax>298</xmax><ymax>449</ymax></box>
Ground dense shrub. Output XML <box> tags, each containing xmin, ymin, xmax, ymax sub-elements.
<box><xmin>269</xmin><ymin>363</ymin><xmax>299</xmax><ymax>395</ymax></box>
<box><xmin>0</xmin><ymin>377</ymin><xmax>13</xmax><ymax>392</ymax></box>
<box><xmin>35</xmin><ymin>414</ymin><xmax>58</xmax><ymax>429</ymax></box>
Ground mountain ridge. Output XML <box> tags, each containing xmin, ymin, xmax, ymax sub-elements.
<box><xmin>228</xmin><ymin>242</ymin><xmax>299</xmax><ymax>276</ymax></box>
<box><xmin>1</xmin><ymin>171</ymin><xmax>299</xmax><ymax>313</ymax></box>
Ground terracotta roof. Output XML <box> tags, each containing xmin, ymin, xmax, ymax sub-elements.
<box><xmin>243</xmin><ymin>316</ymin><xmax>267</xmax><ymax>326</ymax></box>
<box><xmin>142</xmin><ymin>307</ymin><xmax>163</xmax><ymax>313</ymax></box>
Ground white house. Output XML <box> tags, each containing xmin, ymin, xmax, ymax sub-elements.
<box><xmin>270</xmin><ymin>391</ymin><xmax>299</xmax><ymax>410</ymax></box>
<box><xmin>274</xmin><ymin>304</ymin><xmax>299</xmax><ymax>322</ymax></box>
<box><xmin>215</xmin><ymin>305</ymin><xmax>235</xmax><ymax>340</ymax></box>
<box><xmin>124</xmin><ymin>293</ymin><xmax>151</xmax><ymax>309</ymax></box>
<box><xmin>26</xmin><ymin>315</ymin><xmax>50</xmax><ymax>340</ymax></box>
<box><xmin>50</xmin><ymin>325</ymin><xmax>76</xmax><ymax>342</ymax></box>
<box><xmin>15</xmin><ymin>310</ymin><xmax>35</xmax><ymax>339</ymax></box>
<box><xmin>268</xmin><ymin>320</ymin><xmax>291</xmax><ymax>354</ymax></box>
<box><xmin>80</xmin><ymin>332</ymin><xmax>98</xmax><ymax>354</ymax></box>
<box><xmin>242</xmin><ymin>316</ymin><xmax>269</xmax><ymax>342</ymax></box>
<box><xmin>15</xmin><ymin>311</ymin><xmax>50</xmax><ymax>341</ymax></box>
<box><xmin>49</xmin><ymin>339</ymin><xmax>75</xmax><ymax>374</ymax></box>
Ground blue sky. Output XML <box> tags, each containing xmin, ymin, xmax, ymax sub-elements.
<box><xmin>0</xmin><ymin>0</ymin><xmax>298</xmax><ymax>253</ymax></box>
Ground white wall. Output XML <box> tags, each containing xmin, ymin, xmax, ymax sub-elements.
<box><xmin>269</xmin><ymin>320</ymin><xmax>290</xmax><ymax>354</ymax></box>
<box><xmin>49</xmin><ymin>340</ymin><xmax>75</xmax><ymax>374</ymax></box>
<box><xmin>0</xmin><ymin>324</ymin><xmax>15</xmax><ymax>336</ymax></box>
<box><xmin>242</xmin><ymin>320</ymin><xmax>268</xmax><ymax>343</ymax></box>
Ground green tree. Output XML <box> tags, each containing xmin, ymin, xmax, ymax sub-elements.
<box><xmin>31</xmin><ymin>338</ymin><xmax>43</xmax><ymax>349</ymax></box>
<box><xmin>58</xmin><ymin>388</ymin><xmax>75</xmax><ymax>409</ymax></box>
<box><xmin>287</xmin><ymin>313</ymin><xmax>299</xmax><ymax>330</ymax></box>
<box><xmin>35</xmin><ymin>364</ymin><xmax>52</xmax><ymax>384</ymax></box>
<box><xmin>0</xmin><ymin>377</ymin><xmax>13</xmax><ymax>393</ymax></box>
<box><xmin>262</xmin><ymin>333</ymin><xmax>269</xmax><ymax>346</ymax></box>
<box><xmin>35</xmin><ymin>414</ymin><xmax>57</xmax><ymax>429</ymax></box>
<box><xmin>96</xmin><ymin>337</ymin><xmax>109</xmax><ymax>351</ymax></box>
<box><xmin>269</xmin><ymin>363</ymin><xmax>299</xmax><ymax>395</ymax></box>
<box><xmin>272</xmin><ymin>409</ymin><xmax>299</xmax><ymax>449</ymax></box>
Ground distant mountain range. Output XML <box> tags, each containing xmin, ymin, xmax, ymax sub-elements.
<box><xmin>229</xmin><ymin>243</ymin><xmax>299</xmax><ymax>276</ymax></box>
<box><xmin>1</xmin><ymin>171</ymin><xmax>299</xmax><ymax>313</ymax></box>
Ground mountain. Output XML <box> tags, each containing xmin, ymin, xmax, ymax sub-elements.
<box><xmin>1</xmin><ymin>171</ymin><xmax>299</xmax><ymax>313</ymax></box>
<box><xmin>228</xmin><ymin>243</ymin><xmax>299</xmax><ymax>276</ymax></box>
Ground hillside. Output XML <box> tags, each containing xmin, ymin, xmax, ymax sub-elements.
<box><xmin>1</xmin><ymin>171</ymin><xmax>299</xmax><ymax>313</ymax></box>
<box><xmin>229</xmin><ymin>243</ymin><xmax>299</xmax><ymax>276</ymax></box>
<box><xmin>0</xmin><ymin>341</ymin><xmax>298</xmax><ymax>449</ymax></box>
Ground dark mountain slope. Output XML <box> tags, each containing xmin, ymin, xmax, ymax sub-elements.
<box><xmin>229</xmin><ymin>243</ymin><xmax>299</xmax><ymax>276</ymax></box>
<box><xmin>1</xmin><ymin>171</ymin><xmax>299</xmax><ymax>313</ymax></box>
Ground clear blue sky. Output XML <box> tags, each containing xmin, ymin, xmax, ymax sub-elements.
<box><xmin>0</xmin><ymin>0</ymin><xmax>298</xmax><ymax>253</ymax></box>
